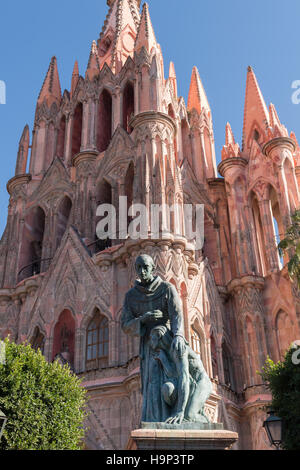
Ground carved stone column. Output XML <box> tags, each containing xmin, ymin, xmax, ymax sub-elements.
<box><xmin>72</xmin><ymin>151</ymin><xmax>98</xmax><ymax>238</ymax></box>
<box><xmin>112</xmin><ymin>86</ymin><xmax>121</xmax><ymax>133</ymax></box>
<box><xmin>263</xmin><ymin>137</ymin><xmax>296</xmax><ymax>229</ymax></box>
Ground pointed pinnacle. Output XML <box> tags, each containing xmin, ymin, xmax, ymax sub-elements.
<box><xmin>38</xmin><ymin>56</ymin><xmax>62</xmax><ymax>106</ymax></box>
<box><xmin>135</xmin><ymin>2</ymin><xmax>157</xmax><ymax>53</ymax></box>
<box><xmin>71</xmin><ymin>60</ymin><xmax>79</xmax><ymax>98</ymax></box>
<box><xmin>86</xmin><ymin>41</ymin><xmax>100</xmax><ymax>80</ymax></box>
<box><xmin>187</xmin><ymin>66</ymin><xmax>210</xmax><ymax>114</ymax></box>
<box><xmin>225</xmin><ymin>122</ymin><xmax>235</xmax><ymax>146</ymax></box>
<box><xmin>243</xmin><ymin>66</ymin><xmax>269</xmax><ymax>150</ymax></box>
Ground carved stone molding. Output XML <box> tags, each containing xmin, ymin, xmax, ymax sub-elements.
<box><xmin>7</xmin><ymin>174</ymin><xmax>32</xmax><ymax>197</ymax></box>
<box><xmin>262</xmin><ymin>137</ymin><xmax>296</xmax><ymax>157</ymax></box>
<box><xmin>72</xmin><ymin>150</ymin><xmax>98</xmax><ymax>169</ymax></box>
<box><xmin>130</xmin><ymin>111</ymin><xmax>176</xmax><ymax>135</ymax></box>
<box><xmin>217</xmin><ymin>157</ymin><xmax>248</xmax><ymax>178</ymax></box>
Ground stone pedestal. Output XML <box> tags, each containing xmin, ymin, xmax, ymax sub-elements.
<box><xmin>127</xmin><ymin>423</ymin><xmax>238</xmax><ymax>450</ymax></box>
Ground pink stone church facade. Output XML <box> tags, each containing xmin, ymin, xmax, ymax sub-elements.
<box><xmin>0</xmin><ymin>0</ymin><xmax>299</xmax><ymax>450</ymax></box>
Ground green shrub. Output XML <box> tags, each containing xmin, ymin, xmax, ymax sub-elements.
<box><xmin>0</xmin><ymin>338</ymin><xmax>87</xmax><ymax>450</ymax></box>
<box><xmin>261</xmin><ymin>346</ymin><xmax>300</xmax><ymax>450</ymax></box>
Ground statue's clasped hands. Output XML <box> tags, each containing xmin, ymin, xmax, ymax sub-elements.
<box><xmin>141</xmin><ymin>310</ymin><xmax>164</xmax><ymax>324</ymax></box>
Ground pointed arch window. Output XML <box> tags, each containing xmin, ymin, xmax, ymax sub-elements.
<box><xmin>191</xmin><ymin>327</ymin><xmax>201</xmax><ymax>356</ymax></box>
<box><xmin>55</xmin><ymin>196</ymin><xmax>72</xmax><ymax>250</ymax></box>
<box><xmin>31</xmin><ymin>327</ymin><xmax>45</xmax><ymax>354</ymax></box>
<box><xmin>18</xmin><ymin>206</ymin><xmax>46</xmax><ymax>282</ymax></box>
<box><xmin>97</xmin><ymin>89</ymin><xmax>112</xmax><ymax>153</ymax></box>
<box><xmin>71</xmin><ymin>102</ymin><xmax>83</xmax><ymax>158</ymax></box>
<box><xmin>222</xmin><ymin>342</ymin><xmax>235</xmax><ymax>390</ymax></box>
<box><xmin>53</xmin><ymin>309</ymin><xmax>75</xmax><ymax>368</ymax></box>
<box><xmin>91</xmin><ymin>179</ymin><xmax>113</xmax><ymax>254</ymax></box>
<box><xmin>253</xmin><ymin>129</ymin><xmax>260</xmax><ymax>142</ymax></box>
<box><xmin>86</xmin><ymin>313</ymin><xmax>109</xmax><ymax>369</ymax></box>
<box><xmin>210</xmin><ymin>334</ymin><xmax>218</xmax><ymax>380</ymax></box>
<box><xmin>276</xmin><ymin>310</ymin><xmax>294</xmax><ymax>360</ymax></box>
<box><xmin>57</xmin><ymin>115</ymin><xmax>66</xmax><ymax>159</ymax></box>
<box><xmin>122</xmin><ymin>82</ymin><xmax>134</xmax><ymax>133</ymax></box>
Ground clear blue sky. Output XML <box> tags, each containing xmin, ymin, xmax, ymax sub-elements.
<box><xmin>1</xmin><ymin>0</ymin><xmax>300</xmax><ymax>237</ymax></box>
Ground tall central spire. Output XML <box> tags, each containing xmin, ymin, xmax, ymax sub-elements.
<box><xmin>96</xmin><ymin>0</ymin><xmax>141</xmax><ymax>73</ymax></box>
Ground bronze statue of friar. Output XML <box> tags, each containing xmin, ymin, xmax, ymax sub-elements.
<box><xmin>121</xmin><ymin>254</ymin><xmax>212</xmax><ymax>425</ymax></box>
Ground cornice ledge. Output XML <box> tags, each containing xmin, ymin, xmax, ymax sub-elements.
<box><xmin>72</xmin><ymin>150</ymin><xmax>98</xmax><ymax>168</ymax></box>
<box><xmin>217</xmin><ymin>157</ymin><xmax>248</xmax><ymax>177</ymax></box>
<box><xmin>227</xmin><ymin>275</ymin><xmax>265</xmax><ymax>293</ymax></box>
<box><xmin>262</xmin><ymin>137</ymin><xmax>296</xmax><ymax>156</ymax></box>
<box><xmin>7</xmin><ymin>174</ymin><xmax>32</xmax><ymax>195</ymax></box>
<box><xmin>130</xmin><ymin>111</ymin><xmax>177</xmax><ymax>133</ymax></box>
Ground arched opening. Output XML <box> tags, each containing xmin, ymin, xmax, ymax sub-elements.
<box><xmin>272</xmin><ymin>214</ymin><xmax>283</xmax><ymax>267</ymax></box>
<box><xmin>71</xmin><ymin>102</ymin><xmax>83</xmax><ymax>158</ymax></box>
<box><xmin>276</xmin><ymin>310</ymin><xmax>294</xmax><ymax>360</ymax></box>
<box><xmin>222</xmin><ymin>342</ymin><xmax>235</xmax><ymax>390</ymax></box>
<box><xmin>253</xmin><ymin>129</ymin><xmax>260</xmax><ymax>142</ymax></box>
<box><xmin>92</xmin><ymin>179</ymin><xmax>113</xmax><ymax>254</ymax></box>
<box><xmin>31</xmin><ymin>327</ymin><xmax>45</xmax><ymax>354</ymax></box>
<box><xmin>44</xmin><ymin>122</ymin><xmax>56</xmax><ymax>171</ymax></box>
<box><xmin>18</xmin><ymin>206</ymin><xmax>46</xmax><ymax>282</ymax></box>
<box><xmin>283</xmin><ymin>158</ymin><xmax>298</xmax><ymax>213</ymax></box>
<box><xmin>55</xmin><ymin>196</ymin><xmax>72</xmax><ymax>250</ymax></box>
<box><xmin>86</xmin><ymin>309</ymin><xmax>109</xmax><ymax>370</ymax></box>
<box><xmin>125</xmin><ymin>162</ymin><xmax>134</xmax><ymax>233</ymax></box>
<box><xmin>122</xmin><ymin>82</ymin><xmax>134</xmax><ymax>133</ymax></box>
<box><xmin>56</xmin><ymin>115</ymin><xmax>66</xmax><ymax>159</ymax></box>
<box><xmin>269</xmin><ymin>185</ymin><xmax>285</xmax><ymax>268</ymax></box>
<box><xmin>53</xmin><ymin>309</ymin><xmax>75</xmax><ymax>367</ymax></box>
<box><xmin>191</xmin><ymin>326</ymin><xmax>202</xmax><ymax>357</ymax></box>
<box><xmin>210</xmin><ymin>334</ymin><xmax>218</xmax><ymax>380</ymax></box>
<box><xmin>97</xmin><ymin>89</ymin><xmax>112</xmax><ymax>153</ymax></box>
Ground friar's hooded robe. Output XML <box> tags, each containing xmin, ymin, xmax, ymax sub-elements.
<box><xmin>121</xmin><ymin>275</ymin><xmax>185</xmax><ymax>422</ymax></box>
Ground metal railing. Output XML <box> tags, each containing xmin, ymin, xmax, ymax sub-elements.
<box><xmin>87</xmin><ymin>239</ymin><xmax>112</xmax><ymax>255</ymax></box>
<box><xmin>18</xmin><ymin>258</ymin><xmax>53</xmax><ymax>283</ymax></box>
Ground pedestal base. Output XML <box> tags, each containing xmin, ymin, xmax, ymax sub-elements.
<box><xmin>127</xmin><ymin>426</ymin><xmax>238</xmax><ymax>450</ymax></box>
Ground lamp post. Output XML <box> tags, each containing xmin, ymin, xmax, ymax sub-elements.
<box><xmin>0</xmin><ymin>408</ymin><xmax>7</xmax><ymax>441</ymax></box>
<box><xmin>263</xmin><ymin>410</ymin><xmax>282</xmax><ymax>450</ymax></box>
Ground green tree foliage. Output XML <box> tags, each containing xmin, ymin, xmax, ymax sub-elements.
<box><xmin>0</xmin><ymin>339</ymin><xmax>87</xmax><ymax>450</ymax></box>
<box><xmin>261</xmin><ymin>346</ymin><xmax>300</xmax><ymax>450</ymax></box>
<box><xmin>278</xmin><ymin>209</ymin><xmax>300</xmax><ymax>287</ymax></box>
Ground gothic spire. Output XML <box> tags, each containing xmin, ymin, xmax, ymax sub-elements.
<box><xmin>97</xmin><ymin>0</ymin><xmax>141</xmax><ymax>73</ymax></box>
<box><xmin>86</xmin><ymin>41</ymin><xmax>100</xmax><ymax>80</ymax></box>
<box><xmin>38</xmin><ymin>56</ymin><xmax>62</xmax><ymax>107</ymax></box>
<box><xmin>187</xmin><ymin>66</ymin><xmax>210</xmax><ymax>115</ymax></box>
<box><xmin>222</xmin><ymin>122</ymin><xmax>240</xmax><ymax>160</ymax></box>
<box><xmin>242</xmin><ymin>66</ymin><xmax>269</xmax><ymax>150</ymax></box>
<box><xmin>134</xmin><ymin>2</ymin><xmax>157</xmax><ymax>54</ymax></box>
<box><xmin>225</xmin><ymin>122</ymin><xmax>236</xmax><ymax>146</ymax></box>
<box><xmin>15</xmin><ymin>125</ymin><xmax>30</xmax><ymax>176</ymax></box>
<box><xmin>71</xmin><ymin>60</ymin><xmax>79</xmax><ymax>98</ymax></box>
